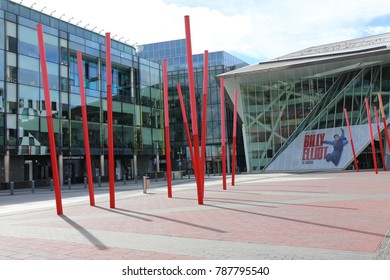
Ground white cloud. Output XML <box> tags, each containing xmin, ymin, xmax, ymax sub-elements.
<box><xmin>14</xmin><ymin>0</ymin><xmax>390</xmax><ymax>64</ymax></box>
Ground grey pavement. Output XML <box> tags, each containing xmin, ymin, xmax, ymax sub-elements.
<box><xmin>0</xmin><ymin>171</ymin><xmax>390</xmax><ymax>260</ymax></box>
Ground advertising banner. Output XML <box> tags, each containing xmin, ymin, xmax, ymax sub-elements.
<box><xmin>266</xmin><ymin>124</ymin><xmax>382</xmax><ymax>171</ymax></box>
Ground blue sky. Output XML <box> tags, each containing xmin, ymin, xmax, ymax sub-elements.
<box><xmin>14</xmin><ymin>0</ymin><xmax>390</xmax><ymax>64</ymax></box>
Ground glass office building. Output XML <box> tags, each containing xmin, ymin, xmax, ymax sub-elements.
<box><xmin>139</xmin><ymin>39</ymin><xmax>249</xmax><ymax>174</ymax></box>
<box><xmin>221</xmin><ymin>33</ymin><xmax>390</xmax><ymax>172</ymax></box>
<box><xmin>0</xmin><ymin>0</ymin><xmax>164</xmax><ymax>186</ymax></box>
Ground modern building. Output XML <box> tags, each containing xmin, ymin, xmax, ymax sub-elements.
<box><xmin>0</xmin><ymin>0</ymin><xmax>164</xmax><ymax>187</ymax></box>
<box><xmin>138</xmin><ymin>39</ymin><xmax>249</xmax><ymax>175</ymax></box>
<box><xmin>221</xmin><ymin>32</ymin><xmax>390</xmax><ymax>172</ymax></box>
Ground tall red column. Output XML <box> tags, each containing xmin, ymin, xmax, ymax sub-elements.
<box><xmin>77</xmin><ymin>52</ymin><xmax>95</xmax><ymax>206</ymax></box>
<box><xmin>220</xmin><ymin>77</ymin><xmax>227</xmax><ymax>190</ymax></box>
<box><xmin>365</xmin><ymin>98</ymin><xmax>378</xmax><ymax>174</ymax></box>
<box><xmin>184</xmin><ymin>15</ymin><xmax>202</xmax><ymax>204</ymax></box>
<box><xmin>232</xmin><ymin>89</ymin><xmax>238</xmax><ymax>186</ymax></box>
<box><xmin>163</xmin><ymin>59</ymin><xmax>172</xmax><ymax>198</ymax></box>
<box><xmin>200</xmin><ymin>51</ymin><xmax>209</xmax><ymax>199</ymax></box>
<box><xmin>105</xmin><ymin>33</ymin><xmax>115</xmax><ymax>208</ymax></box>
<box><xmin>377</xmin><ymin>93</ymin><xmax>390</xmax><ymax>153</ymax></box>
<box><xmin>343</xmin><ymin>108</ymin><xmax>359</xmax><ymax>172</ymax></box>
<box><xmin>37</xmin><ymin>24</ymin><xmax>63</xmax><ymax>215</ymax></box>
<box><xmin>374</xmin><ymin>106</ymin><xmax>386</xmax><ymax>171</ymax></box>
<box><xmin>177</xmin><ymin>83</ymin><xmax>196</xmax><ymax>182</ymax></box>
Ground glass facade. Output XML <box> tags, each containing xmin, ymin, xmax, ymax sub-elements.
<box><xmin>240</xmin><ymin>76</ymin><xmax>335</xmax><ymax>171</ymax></box>
<box><xmin>139</xmin><ymin>39</ymin><xmax>248</xmax><ymax>174</ymax></box>
<box><xmin>0</xmin><ymin>0</ymin><xmax>163</xmax><ymax>184</ymax></box>
<box><xmin>223</xmin><ymin>34</ymin><xmax>390</xmax><ymax>172</ymax></box>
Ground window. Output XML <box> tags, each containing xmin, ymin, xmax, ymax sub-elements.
<box><xmin>6</xmin><ymin>66</ymin><xmax>17</xmax><ymax>83</ymax></box>
<box><xmin>60</xmin><ymin>47</ymin><xmax>68</xmax><ymax>65</ymax></box>
<box><xmin>6</xmin><ymin>21</ymin><xmax>16</xmax><ymax>53</ymax></box>
<box><xmin>7</xmin><ymin>36</ymin><xmax>17</xmax><ymax>53</ymax></box>
<box><xmin>0</xmin><ymin>19</ymin><xmax>4</xmax><ymax>50</ymax></box>
<box><xmin>18</xmin><ymin>55</ymin><xmax>39</xmax><ymax>86</ymax></box>
<box><xmin>18</xmin><ymin>25</ymin><xmax>39</xmax><ymax>57</ymax></box>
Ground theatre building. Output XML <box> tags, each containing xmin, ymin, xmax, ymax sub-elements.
<box><xmin>221</xmin><ymin>32</ymin><xmax>390</xmax><ymax>172</ymax></box>
<box><xmin>0</xmin><ymin>0</ymin><xmax>164</xmax><ymax>187</ymax></box>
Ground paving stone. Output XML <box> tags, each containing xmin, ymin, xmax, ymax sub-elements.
<box><xmin>0</xmin><ymin>172</ymin><xmax>389</xmax><ymax>260</ymax></box>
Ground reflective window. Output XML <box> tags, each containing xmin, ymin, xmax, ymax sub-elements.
<box><xmin>44</xmin><ymin>34</ymin><xmax>59</xmax><ymax>63</ymax></box>
<box><xmin>47</xmin><ymin>62</ymin><xmax>59</xmax><ymax>90</ymax></box>
<box><xmin>6</xmin><ymin>83</ymin><xmax>17</xmax><ymax>114</ymax></box>
<box><xmin>69</xmin><ymin>93</ymin><xmax>81</xmax><ymax>120</ymax></box>
<box><xmin>18</xmin><ymin>25</ymin><xmax>38</xmax><ymax>57</ymax></box>
<box><xmin>0</xmin><ymin>81</ymin><xmax>4</xmax><ymax>113</ymax></box>
<box><xmin>86</xmin><ymin>96</ymin><xmax>101</xmax><ymax>123</ymax></box>
<box><xmin>19</xmin><ymin>55</ymin><xmax>39</xmax><ymax>86</ymax></box>
<box><xmin>6</xmin><ymin>21</ymin><xmax>16</xmax><ymax>53</ymax></box>
<box><xmin>88</xmin><ymin>122</ymin><xmax>101</xmax><ymax>148</ymax></box>
<box><xmin>6</xmin><ymin>52</ymin><xmax>17</xmax><ymax>83</ymax></box>
<box><xmin>140</xmin><ymin>63</ymin><xmax>151</xmax><ymax>86</ymax></box>
<box><xmin>0</xmin><ymin>19</ymin><xmax>4</xmax><ymax>50</ymax></box>
<box><xmin>0</xmin><ymin>50</ymin><xmax>4</xmax><ymax>80</ymax></box>
<box><xmin>19</xmin><ymin>85</ymin><xmax>40</xmax><ymax>118</ymax></box>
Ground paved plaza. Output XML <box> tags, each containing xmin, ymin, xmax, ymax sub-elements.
<box><xmin>0</xmin><ymin>171</ymin><xmax>390</xmax><ymax>260</ymax></box>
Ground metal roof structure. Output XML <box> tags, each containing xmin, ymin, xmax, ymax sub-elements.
<box><xmin>220</xmin><ymin>32</ymin><xmax>390</xmax><ymax>82</ymax></box>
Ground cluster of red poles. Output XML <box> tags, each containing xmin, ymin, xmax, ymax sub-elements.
<box><xmin>163</xmin><ymin>16</ymin><xmax>239</xmax><ymax>205</ymax></box>
<box><xmin>37</xmin><ymin>24</ymin><xmax>116</xmax><ymax>215</ymax></box>
<box><xmin>344</xmin><ymin>94</ymin><xmax>390</xmax><ymax>175</ymax></box>
<box><xmin>37</xmin><ymin>15</ymin><xmax>239</xmax><ymax>215</ymax></box>
<box><xmin>37</xmin><ymin>16</ymin><xmax>390</xmax><ymax>215</ymax></box>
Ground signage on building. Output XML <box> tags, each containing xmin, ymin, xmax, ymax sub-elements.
<box><xmin>63</xmin><ymin>156</ymin><xmax>85</xmax><ymax>160</ymax></box>
<box><xmin>266</xmin><ymin>123</ymin><xmax>382</xmax><ymax>171</ymax></box>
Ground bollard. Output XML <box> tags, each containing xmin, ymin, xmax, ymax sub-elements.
<box><xmin>143</xmin><ymin>176</ymin><xmax>150</xmax><ymax>194</ymax></box>
<box><xmin>31</xmin><ymin>180</ymin><xmax>35</xmax><ymax>193</ymax></box>
<box><xmin>123</xmin><ymin>174</ymin><xmax>126</xmax><ymax>185</ymax></box>
<box><xmin>68</xmin><ymin>177</ymin><xmax>71</xmax><ymax>190</ymax></box>
<box><xmin>98</xmin><ymin>176</ymin><xmax>101</xmax><ymax>188</ymax></box>
<box><xmin>10</xmin><ymin>181</ymin><xmax>14</xmax><ymax>195</ymax></box>
<box><xmin>155</xmin><ymin>171</ymin><xmax>157</xmax><ymax>182</ymax></box>
<box><xmin>164</xmin><ymin>172</ymin><xmax>167</xmax><ymax>181</ymax></box>
<box><xmin>50</xmin><ymin>179</ymin><xmax>53</xmax><ymax>191</ymax></box>
<box><xmin>173</xmin><ymin>172</ymin><xmax>175</xmax><ymax>180</ymax></box>
<box><xmin>84</xmin><ymin>177</ymin><xmax>87</xmax><ymax>188</ymax></box>
<box><xmin>188</xmin><ymin>172</ymin><xmax>190</xmax><ymax>179</ymax></box>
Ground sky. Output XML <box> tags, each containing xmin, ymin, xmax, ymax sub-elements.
<box><xmin>13</xmin><ymin>0</ymin><xmax>390</xmax><ymax>64</ymax></box>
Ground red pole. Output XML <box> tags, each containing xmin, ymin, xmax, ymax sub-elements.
<box><xmin>200</xmin><ymin>51</ymin><xmax>209</xmax><ymax>199</ymax></box>
<box><xmin>163</xmin><ymin>59</ymin><xmax>172</xmax><ymax>198</ymax></box>
<box><xmin>377</xmin><ymin>93</ymin><xmax>390</xmax><ymax>153</ymax></box>
<box><xmin>105</xmin><ymin>33</ymin><xmax>115</xmax><ymax>208</ymax></box>
<box><xmin>365</xmin><ymin>98</ymin><xmax>378</xmax><ymax>174</ymax></box>
<box><xmin>220</xmin><ymin>77</ymin><xmax>227</xmax><ymax>190</ymax></box>
<box><xmin>232</xmin><ymin>89</ymin><xmax>238</xmax><ymax>186</ymax></box>
<box><xmin>184</xmin><ymin>15</ymin><xmax>202</xmax><ymax>204</ymax></box>
<box><xmin>343</xmin><ymin>108</ymin><xmax>359</xmax><ymax>172</ymax></box>
<box><xmin>37</xmin><ymin>24</ymin><xmax>63</xmax><ymax>215</ymax></box>
<box><xmin>77</xmin><ymin>52</ymin><xmax>95</xmax><ymax>206</ymax></box>
<box><xmin>177</xmin><ymin>83</ymin><xmax>197</xmax><ymax>182</ymax></box>
<box><xmin>374</xmin><ymin>106</ymin><xmax>386</xmax><ymax>171</ymax></box>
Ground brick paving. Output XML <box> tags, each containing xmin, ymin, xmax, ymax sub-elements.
<box><xmin>0</xmin><ymin>171</ymin><xmax>390</xmax><ymax>260</ymax></box>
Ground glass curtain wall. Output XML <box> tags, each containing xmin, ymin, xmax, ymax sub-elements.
<box><xmin>241</xmin><ymin>64</ymin><xmax>390</xmax><ymax>171</ymax></box>
<box><xmin>0</xmin><ymin>0</ymin><xmax>163</xmax><ymax>183</ymax></box>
